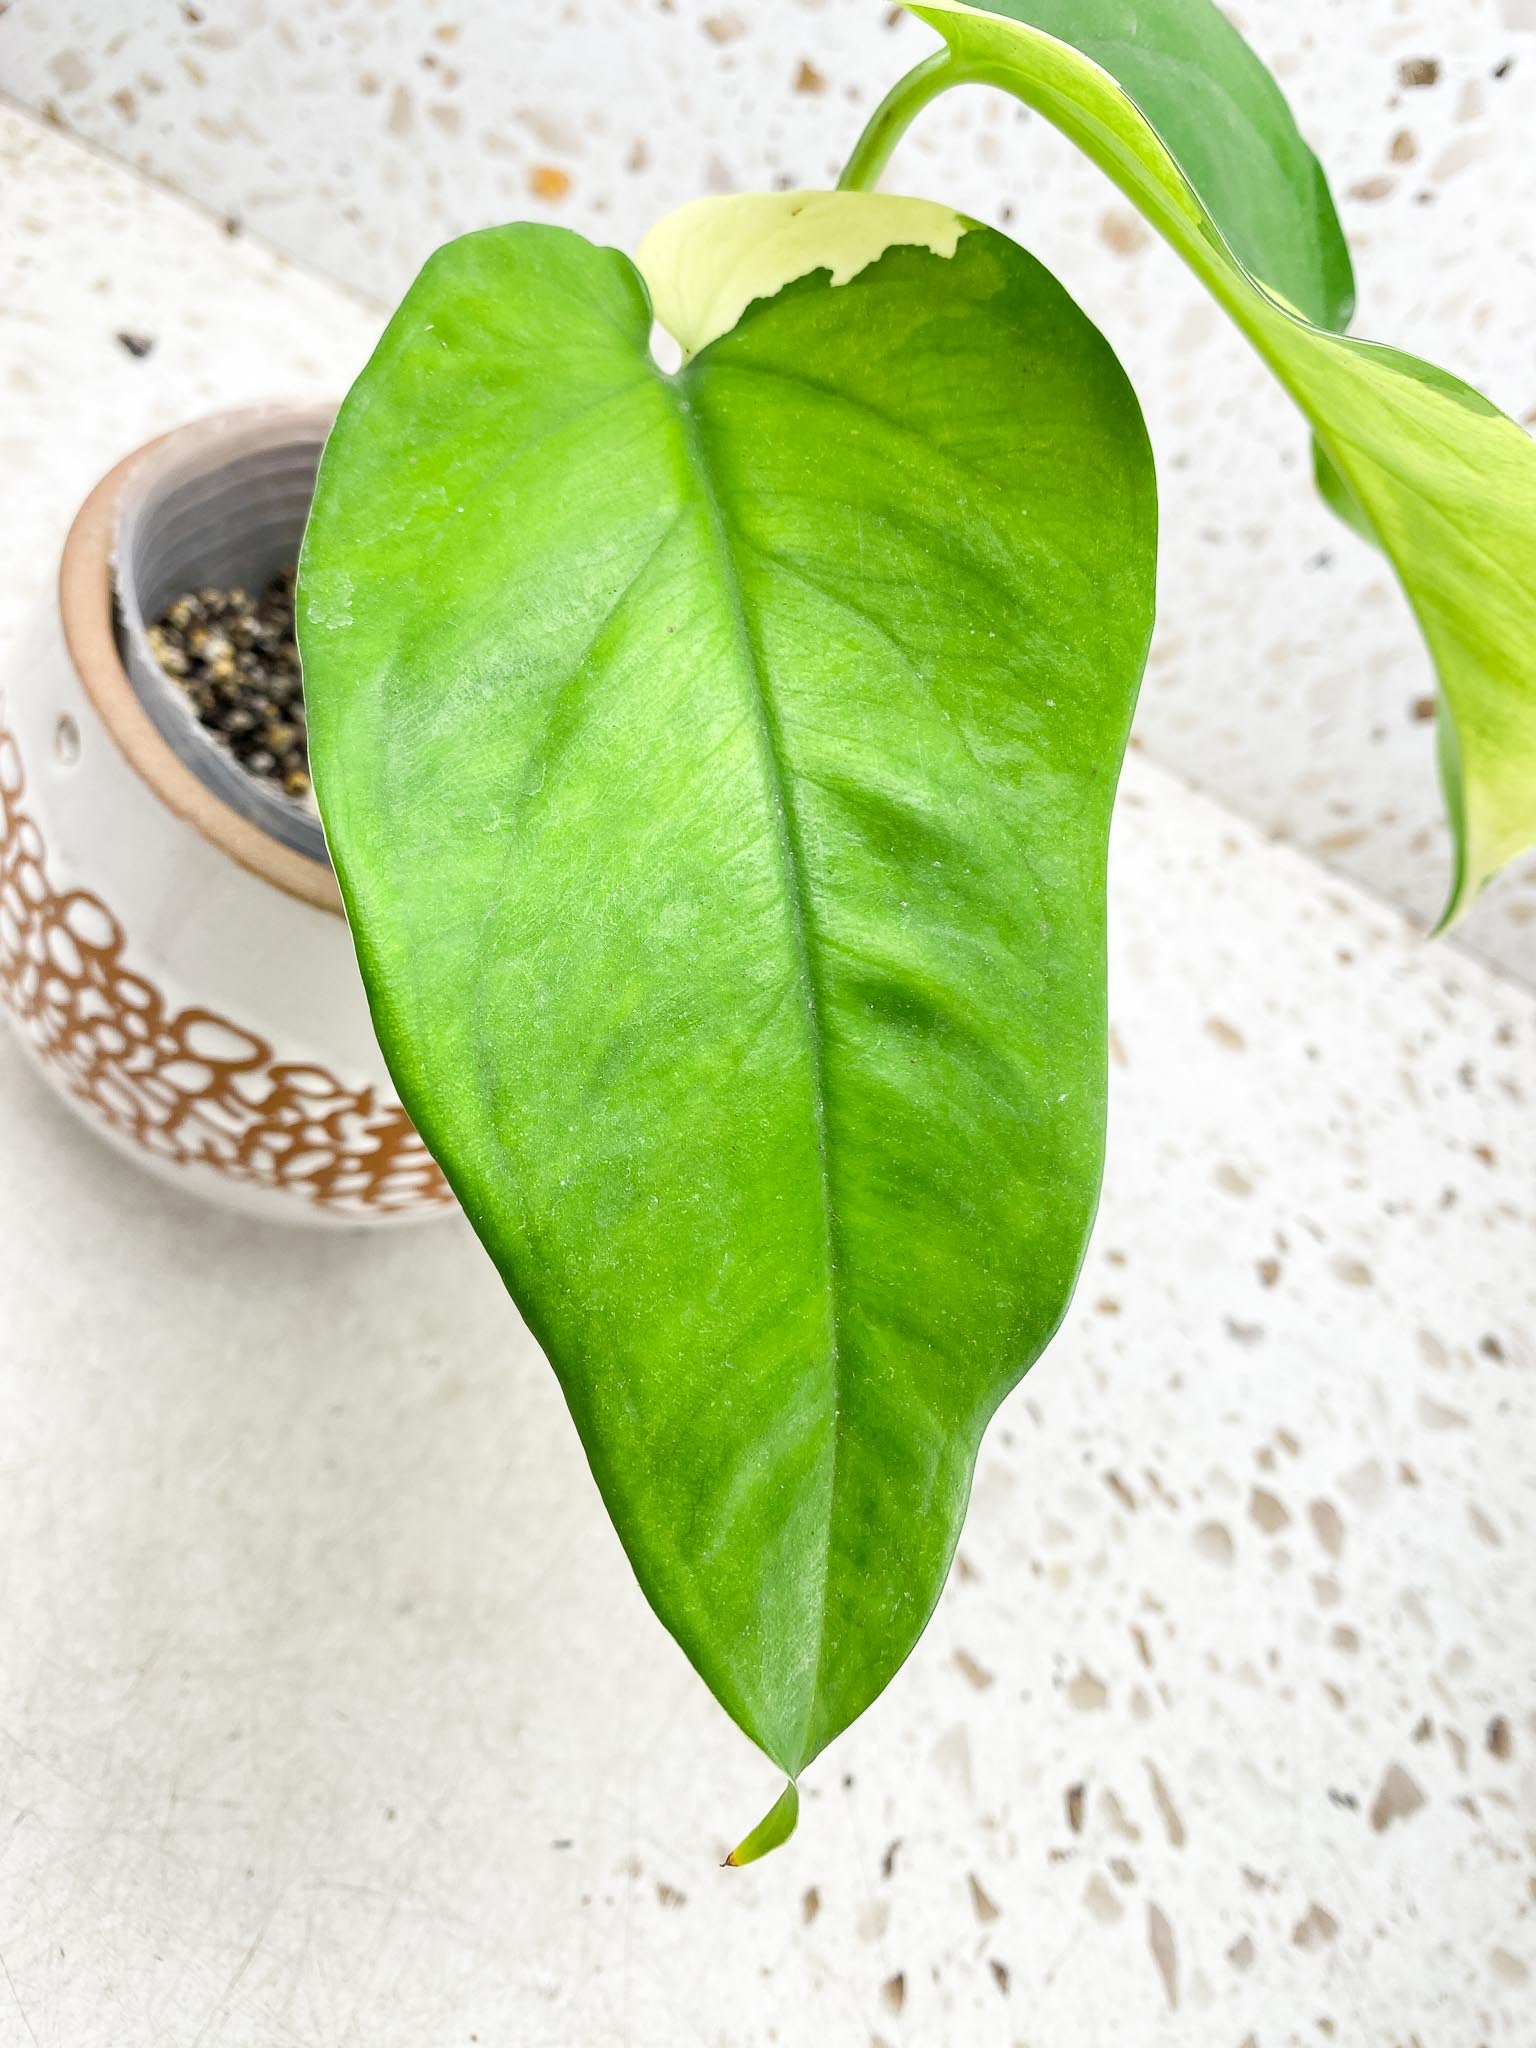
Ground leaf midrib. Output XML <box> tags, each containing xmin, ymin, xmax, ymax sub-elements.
<box><xmin>669</xmin><ymin>371</ymin><xmax>843</xmax><ymax>1771</ymax></box>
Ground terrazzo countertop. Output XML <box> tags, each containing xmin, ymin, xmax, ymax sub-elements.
<box><xmin>4</xmin><ymin>0</ymin><xmax>1536</xmax><ymax>983</ymax></box>
<box><xmin>1</xmin><ymin>104</ymin><xmax>1534</xmax><ymax>2048</ymax></box>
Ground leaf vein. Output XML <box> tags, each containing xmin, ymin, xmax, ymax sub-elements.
<box><xmin>674</xmin><ymin>382</ymin><xmax>844</xmax><ymax>1767</ymax></box>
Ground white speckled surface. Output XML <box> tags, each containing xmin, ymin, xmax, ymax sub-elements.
<box><xmin>4</xmin><ymin>0</ymin><xmax>1536</xmax><ymax>983</ymax></box>
<box><xmin>1</xmin><ymin>99</ymin><xmax>1535</xmax><ymax>2048</ymax></box>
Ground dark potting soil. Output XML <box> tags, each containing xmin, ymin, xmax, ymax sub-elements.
<box><xmin>147</xmin><ymin>565</ymin><xmax>312</xmax><ymax>804</ymax></box>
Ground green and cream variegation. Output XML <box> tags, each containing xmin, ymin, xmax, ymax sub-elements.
<box><xmin>638</xmin><ymin>189</ymin><xmax>970</xmax><ymax>357</ymax></box>
<box><xmin>296</xmin><ymin>1</ymin><xmax>1535</xmax><ymax>1860</ymax></box>
<box><xmin>299</xmin><ymin>193</ymin><xmax>1156</xmax><ymax>1853</ymax></box>
<box><xmin>873</xmin><ymin>1</ymin><xmax>1536</xmax><ymax>918</ymax></box>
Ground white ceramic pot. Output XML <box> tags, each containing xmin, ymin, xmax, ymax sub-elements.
<box><xmin>0</xmin><ymin>404</ymin><xmax>454</xmax><ymax>1227</ymax></box>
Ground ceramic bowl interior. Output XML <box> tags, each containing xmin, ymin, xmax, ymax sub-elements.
<box><xmin>115</xmin><ymin>419</ymin><xmax>330</xmax><ymax>866</ymax></box>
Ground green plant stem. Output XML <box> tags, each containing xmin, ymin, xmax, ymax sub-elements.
<box><xmin>836</xmin><ymin>49</ymin><xmax>972</xmax><ymax>192</ymax></box>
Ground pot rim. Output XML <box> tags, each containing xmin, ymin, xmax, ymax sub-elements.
<box><xmin>59</xmin><ymin>401</ymin><xmax>344</xmax><ymax>918</ymax></box>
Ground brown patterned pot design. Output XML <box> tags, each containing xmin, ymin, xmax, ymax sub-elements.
<box><xmin>0</xmin><ymin>405</ymin><xmax>454</xmax><ymax>1226</ymax></box>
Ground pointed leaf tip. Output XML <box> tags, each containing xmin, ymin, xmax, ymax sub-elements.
<box><xmin>724</xmin><ymin>1780</ymin><xmax>799</xmax><ymax>1867</ymax></box>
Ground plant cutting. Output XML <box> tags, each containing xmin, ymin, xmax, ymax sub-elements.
<box><xmin>296</xmin><ymin>0</ymin><xmax>1536</xmax><ymax>1862</ymax></box>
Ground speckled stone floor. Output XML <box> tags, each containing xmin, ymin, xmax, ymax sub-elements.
<box><xmin>0</xmin><ymin>102</ymin><xmax>1532</xmax><ymax>2048</ymax></box>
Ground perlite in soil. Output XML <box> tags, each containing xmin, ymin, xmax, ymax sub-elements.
<box><xmin>147</xmin><ymin>565</ymin><xmax>314</xmax><ymax>809</ymax></box>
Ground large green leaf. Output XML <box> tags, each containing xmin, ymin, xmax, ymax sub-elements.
<box><xmin>899</xmin><ymin>0</ymin><xmax>1536</xmax><ymax>917</ymax></box>
<box><xmin>299</xmin><ymin>195</ymin><xmax>1155</xmax><ymax>1830</ymax></box>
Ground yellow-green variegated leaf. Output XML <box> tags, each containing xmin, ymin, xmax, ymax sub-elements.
<box><xmin>907</xmin><ymin>0</ymin><xmax>1536</xmax><ymax>918</ymax></box>
<box><xmin>638</xmin><ymin>189</ymin><xmax>969</xmax><ymax>356</ymax></box>
<box><xmin>299</xmin><ymin>193</ymin><xmax>1156</xmax><ymax>1850</ymax></box>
